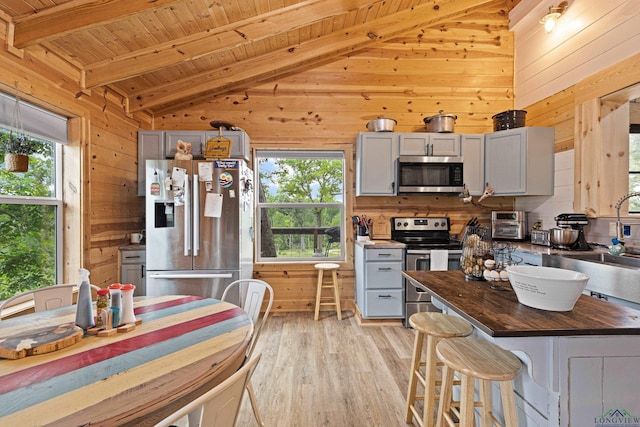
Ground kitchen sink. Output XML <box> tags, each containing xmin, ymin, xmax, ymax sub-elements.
<box><xmin>542</xmin><ymin>252</ymin><xmax>640</xmax><ymax>305</ymax></box>
<box><xmin>557</xmin><ymin>252</ymin><xmax>640</xmax><ymax>269</ymax></box>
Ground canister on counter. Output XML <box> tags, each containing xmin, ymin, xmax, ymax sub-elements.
<box><xmin>96</xmin><ymin>289</ymin><xmax>111</xmax><ymax>328</ymax></box>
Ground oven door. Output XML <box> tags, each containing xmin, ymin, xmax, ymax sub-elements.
<box><xmin>403</xmin><ymin>249</ymin><xmax>462</xmax><ymax>327</ymax></box>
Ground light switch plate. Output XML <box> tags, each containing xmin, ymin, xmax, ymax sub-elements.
<box><xmin>609</xmin><ymin>222</ymin><xmax>618</xmax><ymax>237</ymax></box>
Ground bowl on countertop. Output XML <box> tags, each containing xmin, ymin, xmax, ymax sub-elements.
<box><xmin>549</xmin><ymin>228</ymin><xmax>579</xmax><ymax>248</ymax></box>
<box><xmin>506</xmin><ymin>265</ymin><xmax>590</xmax><ymax>311</ymax></box>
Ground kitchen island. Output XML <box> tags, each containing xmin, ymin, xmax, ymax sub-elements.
<box><xmin>403</xmin><ymin>270</ymin><xmax>640</xmax><ymax>427</ymax></box>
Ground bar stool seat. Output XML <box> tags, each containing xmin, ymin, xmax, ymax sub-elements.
<box><xmin>405</xmin><ymin>313</ymin><xmax>473</xmax><ymax>427</ymax></box>
<box><xmin>314</xmin><ymin>263</ymin><xmax>342</xmax><ymax>320</ymax></box>
<box><xmin>435</xmin><ymin>337</ymin><xmax>522</xmax><ymax>427</ymax></box>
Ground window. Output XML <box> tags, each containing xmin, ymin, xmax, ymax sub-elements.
<box><xmin>256</xmin><ymin>150</ymin><xmax>345</xmax><ymax>262</ymax></box>
<box><xmin>630</xmin><ymin>124</ymin><xmax>640</xmax><ymax>213</ymax></box>
<box><xmin>0</xmin><ymin>93</ymin><xmax>66</xmax><ymax>300</ymax></box>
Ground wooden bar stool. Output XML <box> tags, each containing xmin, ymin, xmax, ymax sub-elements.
<box><xmin>405</xmin><ymin>313</ymin><xmax>473</xmax><ymax>427</ymax></box>
<box><xmin>314</xmin><ymin>263</ymin><xmax>342</xmax><ymax>320</ymax></box>
<box><xmin>435</xmin><ymin>337</ymin><xmax>522</xmax><ymax>427</ymax></box>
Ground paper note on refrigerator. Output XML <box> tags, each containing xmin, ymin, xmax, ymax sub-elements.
<box><xmin>204</xmin><ymin>193</ymin><xmax>223</xmax><ymax>217</ymax></box>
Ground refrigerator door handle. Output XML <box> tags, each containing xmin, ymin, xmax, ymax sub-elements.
<box><xmin>149</xmin><ymin>273</ymin><xmax>234</xmax><ymax>279</ymax></box>
<box><xmin>184</xmin><ymin>174</ymin><xmax>191</xmax><ymax>256</ymax></box>
<box><xmin>193</xmin><ymin>174</ymin><xmax>200</xmax><ymax>256</ymax></box>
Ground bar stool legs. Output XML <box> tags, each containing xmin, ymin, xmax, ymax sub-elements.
<box><xmin>435</xmin><ymin>337</ymin><xmax>522</xmax><ymax>427</ymax></box>
<box><xmin>314</xmin><ymin>263</ymin><xmax>342</xmax><ymax>320</ymax></box>
<box><xmin>405</xmin><ymin>313</ymin><xmax>473</xmax><ymax>427</ymax></box>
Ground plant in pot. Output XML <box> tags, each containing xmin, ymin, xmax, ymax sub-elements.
<box><xmin>1</xmin><ymin>132</ymin><xmax>39</xmax><ymax>172</ymax></box>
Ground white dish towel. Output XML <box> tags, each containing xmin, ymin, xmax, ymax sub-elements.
<box><xmin>430</xmin><ymin>249</ymin><xmax>449</xmax><ymax>271</ymax></box>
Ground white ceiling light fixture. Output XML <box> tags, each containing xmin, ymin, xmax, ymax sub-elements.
<box><xmin>540</xmin><ymin>1</ymin><xmax>569</xmax><ymax>33</ymax></box>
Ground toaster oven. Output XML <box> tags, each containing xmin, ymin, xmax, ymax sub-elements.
<box><xmin>491</xmin><ymin>211</ymin><xmax>527</xmax><ymax>240</ymax></box>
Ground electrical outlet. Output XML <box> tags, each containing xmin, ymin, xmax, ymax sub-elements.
<box><xmin>609</xmin><ymin>222</ymin><xmax>618</xmax><ymax>237</ymax></box>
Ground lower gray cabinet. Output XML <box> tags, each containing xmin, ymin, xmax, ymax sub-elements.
<box><xmin>354</xmin><ymin>245</ymin><xmax>404</xmax><ymax>318</ymax></box>
<box><xmin>120</xmin><ymin>248</ymin><xmax>146</xmax><ymax>296</ymax></box>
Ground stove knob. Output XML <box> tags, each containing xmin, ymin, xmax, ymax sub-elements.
<box><xmin>403</xmin><ymin>222</ymin><xmax>409</xmax><ymax>227</ymax></box>
<box><xmin>396</xmin><ymin>221</ymin><xmax>402</xmax><ymax>227</ymax></box>
<box><xmin>434</xmin><ymin>222</ymin><xmax>440</xmax><ymax>227</ymax></box>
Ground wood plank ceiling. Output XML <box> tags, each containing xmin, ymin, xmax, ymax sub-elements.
<box><xmin>0</xmin><ymin>0</ymin><xmax>520</xmax><ymax>116</ymax></box>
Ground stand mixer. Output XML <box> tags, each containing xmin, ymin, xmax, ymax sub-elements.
<box><xmin>554</xmin><ymin>213</ymin><xmax>592</xmax><ymax>251</ymax></box>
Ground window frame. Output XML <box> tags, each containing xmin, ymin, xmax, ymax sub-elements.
<box><xmin>255</xmin><ymin>150</ymin><xmax>346</xmax><ymax>263</ymax></box>
<box><xmin>0</xmin><ymin>125</ymin><xmax>64</xmax><ymax>286</ymax></box>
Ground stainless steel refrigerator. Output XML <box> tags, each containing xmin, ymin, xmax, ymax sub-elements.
<box><xmin>145</xmin><ymin>159</ymin><xmax>253</xmax><ymax>302</ymax></box>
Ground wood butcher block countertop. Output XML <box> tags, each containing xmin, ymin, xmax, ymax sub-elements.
<box><xmin>403</xmin><ymin>270</ymin><xmax>640</xmax><ymax>337</ymax></box>
<box><xmin>354</xmin><ymin>239</ymin><xmax>406</xmax><ymax>249</ymax></box>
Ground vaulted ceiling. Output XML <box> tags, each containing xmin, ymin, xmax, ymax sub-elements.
<box><xmin>0</xmin><ymin>0</ymin><xmax>520</xmax><ymax>116</ymax></box>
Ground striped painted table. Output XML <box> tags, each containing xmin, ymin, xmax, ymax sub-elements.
<box><xmin>0</xmin><ymin>295</ymin><xmax>253</xmax><ymax>426</ymax></box>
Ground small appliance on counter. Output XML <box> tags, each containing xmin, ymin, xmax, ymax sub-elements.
<box><xmin>530</xmin><ymin>229</ymin><xmax>551</xmax><ymax>246</ymax></box>
<box><xmin>491</xmin><ymin>211</ymin><xmax>527</xmax><ymax>240</ymax></box>
<box><xmin>553</xmin><ymin>213</ymin><xmax>592</xmax><ymax>251</ymax></box>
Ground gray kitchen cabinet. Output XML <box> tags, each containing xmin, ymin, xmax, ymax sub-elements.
<box><xmin>120</xmin><ymin>248</ymin><xmax>146</xmax><ymax>296</ymax></box>
<box><xmin>164</xmin><ymin>130</ymin><xmax>250</xmax><ymax>161</ymax></box>
<box><xmin>399</xmin><ymin>133</ymin><xmax>461</xmax><ymax>156</ymax></box>
<box><xmin>165</xmin><ymin>130</ymin><xmax>207</xmax><ymax>158</ymax></box>
<box><xmin>356</xmin><ymin>132</ymin><xmax>399</xmax><ymax>196</ymax></box>
<box><xmin>137</xmin><ymin>131</ymin><xmax>165</xmax><ymax>196</ymax></box>
<box><xmin>461</xmin><ymin>134</ymin><xmax>485</xmax><ymax>196</ymax></box>
<box><xmin>354</xmin><ymin>244</ymin><xmax>404</xmax><ymax>318</ymax></box>
<box><xmin>138</xmin><ymin>130</ymin><xmax>250</xmax><ymax>196</ymax></box>
<box><xmin>204</xmin><ymin>131</ymin><xmax>250</xmax><ymax>161</ymax></box>
<box><xmin>484</xmin><ymin>127</ymin><xmax>554</xmax><ymax>196</ymax></box>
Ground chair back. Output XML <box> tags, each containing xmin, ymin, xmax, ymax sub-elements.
<box><xmin>0</xmin><ymin>284</ymin><xmax>76</xmax><ymax>319</ymax></box>
<box><xmin>154</xmin><ymin>353</ymin><xmax>262</xmax><ymax>427</ymax></box>
<box><xmin>221</xmin><ymin>279</ymin><xmax>273</xmax><ymax>357</ymax></box>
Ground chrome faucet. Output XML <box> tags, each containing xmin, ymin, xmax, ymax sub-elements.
<box><xmin>615</xmin><ymin>192</ymin><xmax>640</xmax><ymax>241</ymax></box>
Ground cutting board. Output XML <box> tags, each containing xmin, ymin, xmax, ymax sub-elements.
<box><xmin>0</xmin><ymin>322</ymin><xmax>83</xmax><ymax>359</ymax></box>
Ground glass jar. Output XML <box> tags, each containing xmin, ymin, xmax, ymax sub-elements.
<box><xmin>460</xmin><ymin>225</ymin><xmax>492</xmax><ymax>280</ymax></box>
<box><xmin>96</xmin><ymin>288</ymin><xmax>110</xmax><ymax>328</ymax></box>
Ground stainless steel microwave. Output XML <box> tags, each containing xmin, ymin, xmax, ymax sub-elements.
<box><xmin>396</xmin><ymin>156</ymin><xmax>464</xmax><ymax>194</ymax></box>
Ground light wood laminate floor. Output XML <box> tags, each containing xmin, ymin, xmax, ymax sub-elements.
<box><xmin>236</xmin><ymin>311</ymin><xmax>417</xmax><ymax>426</ymax></box>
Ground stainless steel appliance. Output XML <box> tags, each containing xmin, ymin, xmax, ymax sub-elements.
<box><xmin>553</xmin><ymin>213</ymin><xmax>592</xmax><ymax>251</ymax></box>
<box><xmin>391</xmin><ymin>217</ymin><xmax>462</xmax><ymax>327</ymax></box>
<box><xmin>491</xmin><ymin>211</ymin><xmax>527</xmax><ymax>240</ymax></box>
<box><xmin>530</xmin><ymin>229</ymin><xmax>551</xmax><ymax>246</ymax></box>
<box><xmin>396</xmin><ymin>156</ymin><xmax>464</xmax><ymax>194</ymax></box>
<box><xmin>145</xmin><ymin>159</ymin><xmax>254</xmax><ymax>301</ymax></box>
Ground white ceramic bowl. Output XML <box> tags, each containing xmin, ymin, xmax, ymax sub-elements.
<box><xmin>505</xmin><ymin>265</ymin><xmax>590</xmax><ymax>311</ymax></box>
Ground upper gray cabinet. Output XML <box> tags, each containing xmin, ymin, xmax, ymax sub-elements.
<box><xmin>399</xmin><ymin>133</ymin><xmax>461</xmax><ymax>156</ymax></box>
<box><xmin>164</xmin><ymin>130</ymin><xmax>250</xmax><ymax>160</ymax></box>
<box><xmin>137</xmin><ymin>130</ymin><xmax>250</xmax><ymax>196</ymax></box>
<box><xmin>356</xmin><ymin>127</ymin><xmax>554</xmax><ymax>197</ymax></box>
<box><xmin>461</xmin><ymin>134</ymin><xmax>485</xmax><ymax>196</ymax></box>
<box><xmin>356</xmin><ymin>132</ymin><xmax>399</xmax><ymax>196</ymax></box>
<box><xmin>484</xmin><ymin>127</ymin><xmax>554</xmax><ymax>196</ymax></box>
<box><xmin>138</xmin><ymin>131</ymin><xmax>165</xmax><ymax>197</ymax></box>
<box><xmin>165</xmin><ymin>131</ymin><xmax>207</xmax><ymax>157</ymax></box>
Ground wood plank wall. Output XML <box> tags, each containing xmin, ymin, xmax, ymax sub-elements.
<box><xmin>156</xmin><ymin>3</ymin><xmax>517</xmax><ymax>312</ymax></box>
<box><xmin>0</xmin><ymin>26</ymin><xmax>149</xmax><ymax>288</ymax></box>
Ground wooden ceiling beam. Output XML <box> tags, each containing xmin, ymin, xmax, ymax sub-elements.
<box><xmin>130</xmin><ymin>0</ymin><xmax>498</xmax><ymax>113</ymax></box>
<box><xmin>83</xmin><ymin>0</ymin><xmax>378</xmax><ymax>88</ymax></box>
<box><xmin>12</xmin><ymin>0</ymin><xmax>185</xmax><ymax>48</ymax></box>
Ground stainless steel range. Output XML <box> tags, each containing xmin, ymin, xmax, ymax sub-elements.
<box><xmin>391</xmin><ymin>217</ymin><xmax>462</xmax><ymax>327</ymax></box>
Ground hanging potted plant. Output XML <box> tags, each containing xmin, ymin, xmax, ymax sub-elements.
<box><xmin>1</xmin><ymin>132</ymin><xmax>38</xmax><ymax>172</ymax></box>
<box><xmin>1</xmin><ymin>85</ymin><xmax>39</xmax><ymax>172</ymax></box>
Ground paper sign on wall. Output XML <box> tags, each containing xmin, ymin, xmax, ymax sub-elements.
<box><xmin>204</xmin><ymin>193</ymin><xmax>223</xmax><ymax>217</ymax></box>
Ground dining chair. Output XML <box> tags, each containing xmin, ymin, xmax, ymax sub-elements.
<box><xmin>220</xmin><ymin>279</ymin><xmax>273</xmax><ymax>427</ymax></box>
<box><xmin>0</xmin><ymin>284</ymin><xmax>76</xmax><ymax>319</ymax></box>
<box><xmin>154</xmin><ymin>353</ymin><xmax>262</xmax><ymax>427</ymax></box>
